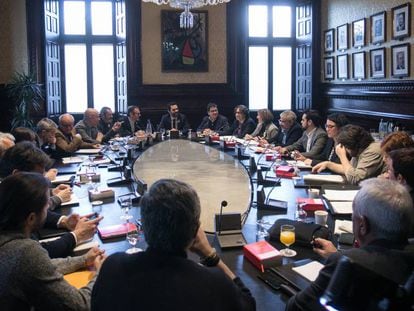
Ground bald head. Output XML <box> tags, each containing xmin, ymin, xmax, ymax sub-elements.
<box><xmin>0</xmin><ymin>132</ymin><xmax>15</xmax><ymax>158</ymax></box>
<box><xmin>59</xmin><ymin>113</ymin><xmax>75</xmax><ymax>135</ymax></box>
<box><xmin>84</xmin><ymin>108</ymin><xmax>100</xmax><ymax>127</ymax></box>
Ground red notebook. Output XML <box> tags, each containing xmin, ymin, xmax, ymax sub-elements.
<box><xmin>296</xmin><ymin>198</ymin><xmax>324</xmax><ymax>212</ymax></box>
<box><xmin>98</xmin><ymin>222</ymin><xmax>137</xmax><ymax>240</ymax></box>
<box><xmin>275</xmin><ymin>165</ymin><xmax>296</xmax><ymax>178</ymax></box>
<box><xmin>243</xmin><ymin>240</ymin><xmax>282</xmax><ymax>270</ymax></box>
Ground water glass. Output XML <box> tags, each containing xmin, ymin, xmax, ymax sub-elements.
<box><xmin>119</xmin><ymin>196</ymin><xmax>133</xmax><ymax>221</ymax></box>
<box><xmin>126</xmin><ymin>228</ymin><xmax>142</xmax><ymax>254</ymax></box>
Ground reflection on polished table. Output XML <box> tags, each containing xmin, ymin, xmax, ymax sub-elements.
<box><xmin>55</xmin><ymin>138</ymin><xmax>323</xmax><ymax>311</ymax></box>
<box><xmin>133</xmin><ymin>140</ymin><xmax>251</xmax><ymax>233</ymax></box>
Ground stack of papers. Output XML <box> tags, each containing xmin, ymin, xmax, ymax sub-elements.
<box><xmin>303</xmin><ymin>174</ymin><xmax>345</xmax><ymax>184</ymax></box>
<box><xmin>51</xmin><ymin>175</ymin><xmax>74</xmax><ymax>184</ymax></box>
<box><xmin>292</xmin><ymin>261</ymin><xmax>324</xmax><ymax>282</ymax></box>
<box><xmin>329</xmin><ymin>201</ymin><xmax>353</xmax><ymax>214</ymax></box>
<box><xmin>75</xmin><ymin>148</ymin><xmax>102</xmax><ymax>154</ymax></box>
<box><xmin>286</xmin><ymin>160</ymin><xmax>312</xmax><ymax>169</ymax></box>
<box><xmin>62</xmin><ymin>157</ymin><xmax>84</xmax><ymax>164</ymax></box>
<box><xmin>322</xmin><ymin>189</ymin><xmax>359</xmax><ymax>215</ymax></box>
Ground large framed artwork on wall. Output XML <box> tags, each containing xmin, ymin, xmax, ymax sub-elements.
<box><xmin>161</xmin><ymin>10</ymin><xmax>208</xmax><ymax>72</ymax></box>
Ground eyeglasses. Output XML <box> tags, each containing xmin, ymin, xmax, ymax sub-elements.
<box><xmin>325</xmin><ymin>124</ymin><xmax>336</xmax><ymax>129</ymax></box>
<box><xmin>279</xmin><ymin>119</ymin><xmax>288</xmax><ymax>123</ymax></box>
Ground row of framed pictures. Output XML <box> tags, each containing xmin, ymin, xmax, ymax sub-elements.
<box><xmin>324</xmin><ymin>2</ymin><xmax>411</xmax><ymax>53</ymax></box>
<box><xmin>324</xmin><ymin>43</ymin><xmax>410</xmax><ymax>80</ymax></box>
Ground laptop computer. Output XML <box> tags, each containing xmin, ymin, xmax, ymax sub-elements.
<box><xmin>215</xmin><ymin>213</ymin><xmax>247</xmax><ymax>249</ymax></box>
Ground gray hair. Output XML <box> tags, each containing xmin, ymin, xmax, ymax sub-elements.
<box><xmin>36</xmin><ymin>118</ymin><xmax>57</xmax><ymax>134</ymax></box>
<box><xmin>353</xmin><ymin>178</ymin><xmax>414</xmax><ymax>241</ymax></box>
<box><xmin>280</xmin><ymin>110</ymin><xmax>297</xmax><ymax>123</ymax></box>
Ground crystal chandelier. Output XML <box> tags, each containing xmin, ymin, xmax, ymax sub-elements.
<box><xmin>142</xmin><ymin>0</ymin><xmax>231</xmax><ymax>29</ymax></box>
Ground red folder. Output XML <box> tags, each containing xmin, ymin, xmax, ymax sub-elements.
<box><xmin>98</xmin><ymin>222</ymin><xmax>137</xmax><ymax>240</ymax></box>
<box><xmin>296</xmin><ymin>198</ymin><xmax>324</xmax><ymax>212</ymax></box>
<box><xmin>243</xmin><ymin>240</ymin><xmax>282</xmax><ymax>270</ymax></box>
<box><xmin>275</xmin><ymin>165</ymin><xmax>296</xmax><ymax>178</ymax></box>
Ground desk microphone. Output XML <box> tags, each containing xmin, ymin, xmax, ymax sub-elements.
<box><xmin>217</xmin><ymin>200</ymin><xmax>228</xmax><ymax>235</ymax></box>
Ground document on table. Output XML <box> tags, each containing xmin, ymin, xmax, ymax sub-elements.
<box><xmin>303</xmin><ymin>174</ymin><xmax>345</xmax><ymax>183</ymax></box>
<box><xmin>286</xmin><ymin>160</ymin><xmax>312</xmax><ymax>169</ymax></box>
<box><xmin>75</xmin><ymin>148</ymin><xmax>101</xmax><ymax>154</ymax></box>
<box><xmin>329</xmin><ymin>201</ymin><xmax>353</xmax><ymax>214</ymax></box>
<box><xmin>323</xmin><ymin>189</ymin><xmax>359</xmax><ymax>201</ymax></box>
<box><xmin>334</xmin><ymin>220</ymin><xmax>353</xmax><ymax>235</ymax></box>
<box><xmin>62</xmin><ymin>156</ymin><xmax>85</xmax><ymax>164</ymax></box>
<box><xmin>60</xmin><ymin>194</ymin><xmax>80</xmax><ymax>207</ymax></box>
<box><xmin>51</xmin><ymin>175</ymin><xmax>74</xmax><ymax>184</ymax></box>
<box><xmin>292</xmin><ymin>261</ymin><xmax>324</xmax><ymax>282</ymax></box>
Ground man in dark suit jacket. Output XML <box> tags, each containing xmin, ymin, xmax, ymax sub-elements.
<box><xmin>157</xmin><ymin>102</ymin><xmax>190</xmax><ymax>135</ymax></box>
<box><xmin>119</xmin><ymin>105</ymin><xmax>146</xmax><ymax>137</ymax></box>
<box><xmin>277</xmin><ymin>110</ymin><xmax>327</xmax><ymax>158</ymax></box>
<box><xmin>262</xmin><ymin>110</ymin><xmax>302</xmax><ymax>147</ymax></box>
<box><xmin>197</xmin><ymin>102</ymin><xmax>229</xmax><ymax>135</ymax></box>
<box><xmin>287</xmin><ymin>178</ymin><xmax>414</xmax><ymax>311</ymax></box>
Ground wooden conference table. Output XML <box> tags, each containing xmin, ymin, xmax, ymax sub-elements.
<box><xmin>57</xmin><ymin>138</ymin><xmax>327</xmax><ymax>311</ymax></box>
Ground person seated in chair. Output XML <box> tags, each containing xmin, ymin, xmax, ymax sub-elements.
<box><xmin>223</xmin><ymin>105</ymin><xmax>256</xmax><ymax>139</ymax></box>
<box><xmin>245</xmin><ymin>108</ymin><xmax>278</xmax><ymax>144</ymax></box>
<box><xmin>55</xmin><ymin>113</ymin><xmax>99</xmax><ymax>157</ymax></box>
<box><xmin>98</xmin><ymin>107</ymin><xmax>122</xmax><ymax>143</ymax></box>
<box><xmin>75</xmin><ymin>108</ymin><xmax>103</xmax><ymax>144</ymax></box>
<box><xmin>197</xmin><ymin>102</ymin><xmax>229</xmax><ymax>136</ymax></box>
<box><xmin>260</xmin><ymin>110</ymin><xmax>302</xmax><ymax>147</ymax></box>
<box><xmin>119</xmin><ymin>105</ymin><xmax>146</xmax><ymax>137</ymax></box>
<box><xmin>158</xmin><ymin>102</ymin><xmax>190</xmax><ymax>136</ymax></box>
<box><xmin>286</xmin><ymin>178</ymin><xmax>414</xmax><ymax>311</ymax></box>
<box><xmin>92</xmin><ymin>179</ymin><xmax>256</xmax><ymax>311</ymax></box>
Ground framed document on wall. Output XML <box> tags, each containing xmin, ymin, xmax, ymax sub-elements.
<box><xmin>352</xmin><ymin>52</ymin><xmax>365</xmax><ymax>80</ymax></box>
<box><xmin>352</xmin><ymin>19</ymin><xmax>365</xmax><ymax>48</ymax></box>
<box><xmin>324</xmin><ymin>57</ymin><xmax>334</xmax><ymax>80</ymax></box>
<box><xmin>370</xmin><ymin>48</ymin><xmax>385</xmax><ymax>79</ymax></box>
<box><xmin>337</xmin><ymin>24</ymin><xmax>348</xmax><ymax>51</ymax></box>
<box><xmin>371</xmin><ymin>11</ymin><xmax>386</xmax><ymax>44</ymax></box>
<box><xmin>392</xmin><ymin>3</ymin><xmax>411</xmax><ymax>40</ymax></box>
<box><xmin>337</xmin><ymin>54</ymin><xmax>348</xmax><ymax>80</ymax></box>
<box><xmin>392</xmin><ymin>43</ymin><xmax>410</xmax><ymax>77</ymax></box>
<box><xmin>324</xmin><ymin>29</ymin><xmax>335</xmax><ymax>53</ymax></box>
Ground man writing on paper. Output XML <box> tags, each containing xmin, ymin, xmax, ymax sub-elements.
<box><xmin>286</xmin><ymin>178</ymin><xmax>414</xmax><ymax>311</ymax></box>
<box><xmin>92</xmin><ymin>179</ymin><xmax>255</xmax><ymax>311</ymax></box>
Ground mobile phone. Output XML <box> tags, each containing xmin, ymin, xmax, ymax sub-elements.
<box><xmin>88</xmin><ymin>212</ymin><xmax>99</xmax><ymax>220</ymax></box>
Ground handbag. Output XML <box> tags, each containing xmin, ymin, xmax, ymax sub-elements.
<box><xmin>268</xmin><ymin>218</ymin><xmax>331</xmax><ymax>248</ymax></box>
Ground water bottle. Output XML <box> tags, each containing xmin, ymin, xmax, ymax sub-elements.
<box><xmin>145</xmin><ymin>119</ymin><xmax>153</xmax><ymax>136</ymax></box>
<box><xmin>387</xmin><ymin>121</ymin><xmax>393</xmax><ymax>134</ymax></box>
<box><xmin>378</xmin><ymin>119</ymin><xmax>385</xmax><ymax>139</ymax></box>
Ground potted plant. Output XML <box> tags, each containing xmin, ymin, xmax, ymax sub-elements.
<box><xmin>6</xmin><ymin>71</ymin><xmax>43</xmax><ymax>130</ymax></box>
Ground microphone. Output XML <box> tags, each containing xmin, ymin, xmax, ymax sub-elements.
<box><xmin>218</xmin><ymin>200</ymin><xmax>228</xmax><ymax>235</ymax></box>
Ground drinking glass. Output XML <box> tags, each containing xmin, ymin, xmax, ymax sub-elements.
<box><xmin>280</xmin><ymin>224</ymin><xmax>297</xmax><ymax>257</ymax></box>
<box><xmin>119</xmin><ymin>196</ymin><xmax>133</xmax><ymax>221</ymax></box>
<box><xmin>126</xmin><ymin>228</ymin><xmax>142</xmax><ymax>254</ymax></box>
<box><xmin>295</xmin><ymin>202</ymin><xmax>308</xmax><ymax>222</ymax></box>
<box><xmin>256</xmin><ymin>219</ymin><xmax>271</xmax><ymax>241</ymax></box>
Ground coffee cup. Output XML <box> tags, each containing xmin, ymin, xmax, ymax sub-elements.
<box><xmin>308</xmin><ymin>188</ymin><xmax>319</xmax><ymax>198</ymax></box>
<box><xmin>314</xmin><ymin>210</ymin><xmax>328</xmax><ymax>226</ymax></box>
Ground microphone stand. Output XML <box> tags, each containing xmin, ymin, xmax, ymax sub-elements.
<box><xmin>217</xmin><ymin>200</ymin><xmax>228</xmax><ymax>236</ymax></box>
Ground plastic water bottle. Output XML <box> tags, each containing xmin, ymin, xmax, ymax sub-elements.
<box><xmin>145</xmin><ymin>120</ymin><xmax>153</xmax><ymax>136</ymax></box>
<box><xmin>378</xmin><ymin>119</ymin><xmax>385</xmax><ymax>139</ymax></box>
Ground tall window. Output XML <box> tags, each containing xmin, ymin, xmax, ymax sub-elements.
<box><xmin>61</xmin><ymin>0</ymin><xmax>116</xmax><ymax>113</ymax></box>
<box><xmin>247</xmin><ymin>2</ymin><xmax>294</xmax><ymax>111</ymax></box>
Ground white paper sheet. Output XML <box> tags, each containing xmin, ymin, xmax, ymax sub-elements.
<box><xmin>329</xmin><ymin>201</ymin><xmax>353</xmax><ymax>214</ymax></box>
<box><xmin>51</xmin><ymin>175</ymin><xmax>74</xmax><ymax>184</ymax></box>
<box><xmin>75</xmin><ymin>148</ymin><xmax>102</xmax><ymax>154</ymax></box>
<box><xmin>61</xmin><ymin>194</ymin><xmax>80</xmax><ymax>206</ymax></box>
<box><xmin>286</xmin><ymin>160</ymin><xmax>312</xmax><ymax>169</ymax></box>
<box><xmin>292</xmin><ymin>261</ymin><xmax>324</xmax><ymax>282</ymax></box>
<box><xmin>323</xmin><ymin>189</ymin><xmax>359</xmax><ymax>201</ymax></box>
<box><xmin>62</xmin><ymin>156</ymin><xmax>85</xmax><ymax>164</ymax></box>
<box><xmin>334</xmin><ymin>220</ymin><xmax>353</xmax><ymax>235</ymax></box>
<box><xmin>303</xmin><ymin>174</ymin><xmax>345</xmax><ymax>183</ymax></box>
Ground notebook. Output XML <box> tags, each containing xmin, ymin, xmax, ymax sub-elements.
<box><xmin>215</xmin><ymin>213</ymin><xmax>247</xmax><ymax>249</ymax></box>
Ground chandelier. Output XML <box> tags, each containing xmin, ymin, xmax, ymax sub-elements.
<box><xmin>142</xmin><ymin>0</ymin><xmax>231</xmax><ymax>28</ymax></box>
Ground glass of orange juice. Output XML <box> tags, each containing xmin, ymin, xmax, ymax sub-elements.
<box><xmin>280</xmin><ymin>225</ymin><xmax>297</xmax><ymax>257</ymax></box>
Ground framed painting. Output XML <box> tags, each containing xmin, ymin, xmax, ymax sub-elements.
<box><xmin>371</xmin><ymin>11</ymin><xmax>386</xmax><ymax>44</ymax></box>
<box><xmin>324</xmin><ymin>29</ymin><xmax>335</xmax><ymax>53</ymax></box>
<box><xmin>370</xmin><ymin>48</ymin><xmax>385</xmax><ymax>79</ymax></box>
<box><xmin>392</xmin><ymin>3</ymin><xmax>411</xmax><ymax>40</ymax></box>
<box><xmin>391</xmin><ymin>43</ymin><xmax>410</xmax><ymax>77</ymax></box>
<box><xmin>324</xmin><ymin>57</ymin><xmax>334</xmax><ymax>80</ymax></box>
<box><xmin>337</xmin><ymin>24</ymin><xmax>348</xmax><ymax>51</ymax></box>
<box><xmin>337</xmin><ymin>54</ymin><xmax>348</xmax><ymax>80</ymax></box>
<box><xmin>352</xmin><ymin>51</ymin><xmax>365</xmax><ymax>80</ymax></box>
<box><xmin>161</xmin><ymin>10</ymin><xmax>208</xmax><ymax>72</ymax></box>
<box><xmin>352</xmin><ymin>18</ymin><xmax>365</xmax><ymax>48</ymax></box>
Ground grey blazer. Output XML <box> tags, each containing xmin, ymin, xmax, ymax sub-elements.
<box><xmin>285</xmin><ymin>127</ymin><xmax>328</xmax><ymax>158</ymax></box>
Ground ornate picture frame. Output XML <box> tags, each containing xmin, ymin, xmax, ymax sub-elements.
<box><xmin>161</xmin><ymin>10</ymin><xmax>208</xmax><ymax>72</ymax></box>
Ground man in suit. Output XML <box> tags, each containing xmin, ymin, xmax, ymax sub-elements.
<box><xmin>197</xmin><ymin>102</ymin><xmax>229</xmax><ymax>136</ymax></box>
<box><xmin>158</xmin><ymin>102</ymin><xmax>190</xmax><ymax>136</ymax></box>
<box><xmin>98</xmin><ymin>107</ymin><xmax>122</xmax><ymax>143</ymax></box>
<box><xmin>287</xmin><ymin>178</ymin><xmax>414</xmax><ymax>310</ymax></box>
<box><xmin>75</xmin><ymin>108</ymin><xmax>103</xmax><ymax>144</ymax></box>
<box><xmin>119</xmin><ymin>105</ymin><xmax>146</xmax><ymax>137</ymax></box>
<box><xmin>55</xmin><ymin>113</ymin><xmax>98</xmax><ymax>157</ymax></box>
<box><xmin>92</xmin><ymin>179</ymin><xmax>256</xmax><ymax>311</ymax></box>
<box><xmin>261</xmin><ymin>110</ymin><xmax>302</xmax><ymax>147</ymax></box>
<box><xmin>276</xmin><ymin>110</ymin><xmax>327</xmax><ymax>158</ymax></box>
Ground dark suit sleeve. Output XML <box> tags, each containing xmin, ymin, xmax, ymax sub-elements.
<box><xmin>285</xmin><ymin>125</ymin><xmax>303</xmax><ymax>146</ymax></box>
<box><xmin>241</xmin><ymin>119</ymin><xmax>256</xmax><ymax>137</ymax></box>
<box><xmin>40</xmin><ymin>232</ymin><xmax>77</xmax><ymax>258</ymax></box>
<box><xmin>197</xmin><ymin>117</ymin><xmax>209</xmax><ymax>132</ymax></box>
<box><xmin>181</xmin><ymin>115</ymin><xmax>190</xmax><ymax>134</ymax></box>
<box><xmin>158</xmin><ymin>115</ymin><xmax>169</xmax><ymax>131</ymax></box>
<box><xmin>44</xmin><ymin>210</ymin><xmax>62</xmax><ymax>229</ymax></box>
